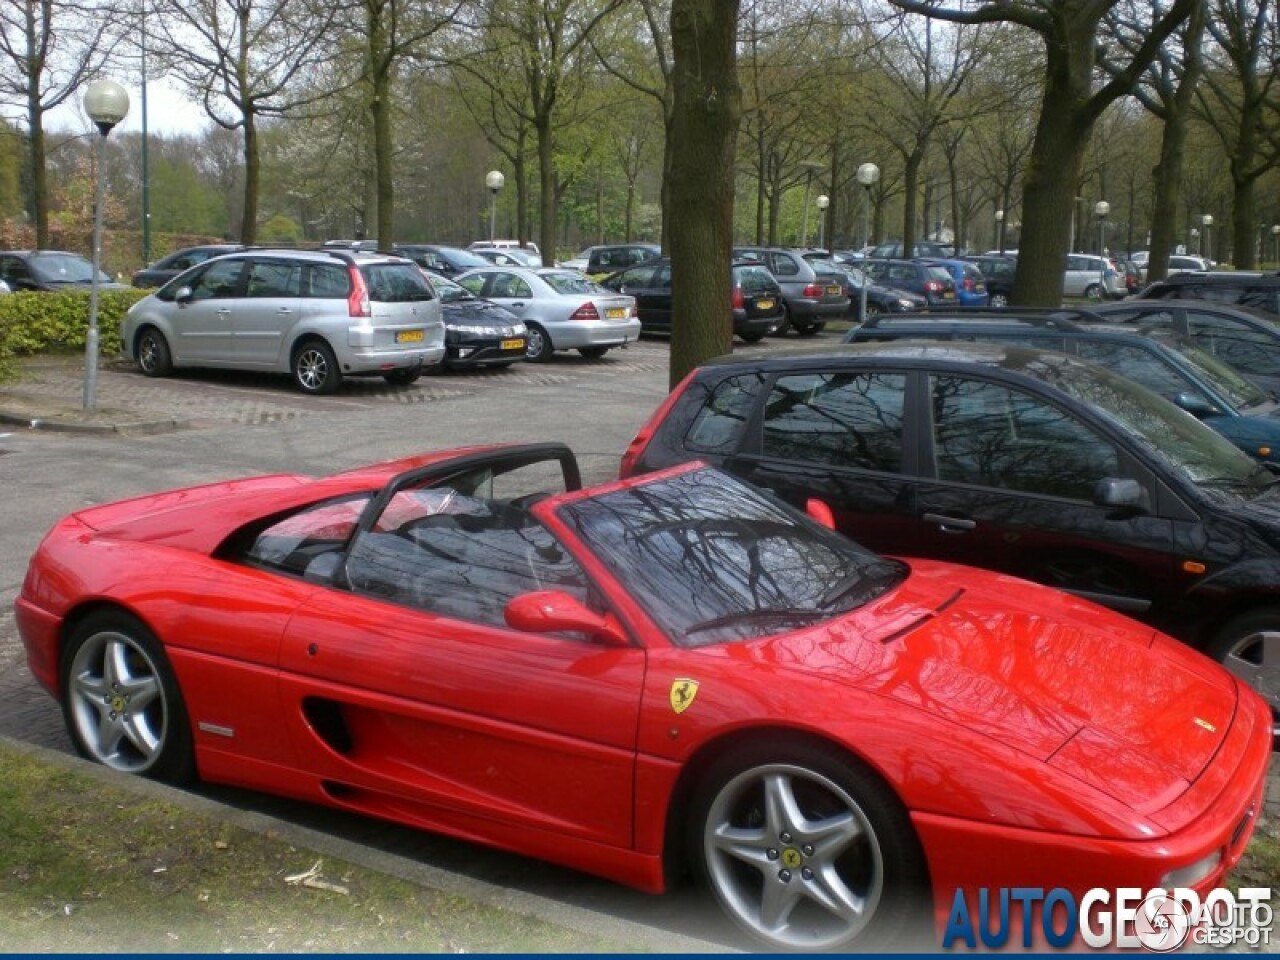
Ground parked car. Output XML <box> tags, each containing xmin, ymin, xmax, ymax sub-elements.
<box><xmin>961</xmin><ymin>254</ymin><xmax>1016</xmax><ymax>307</ymax></box>
<box><xmin>422</xmin><ymin>271</ymin><xmax>527</xmax><ymax>370</ymax></box>
<box><xmin>859</xmin><ymin>258</ymin><xmax>957</xmax><ymax>306</ymax></box>
<box><xmin>1063</xmin><ymin>253</ymin><xmax>1126</xmax><ymax>299</ymax></box>
<box><xmin>598</xmin><ymin>257</ymin><xmax>781</xmax><ymax>341</ymax></box>
<box><xmin>0</xmin><ymin>278</ymin><xmax>9</xmax><ymax>294</ymax></box>
<box><xmin>122</xmin><ymin>248</ymin><xmax>445</xmax><ymax>394</ymax></box>
<box><xmin>1137</xmin><ymin>271</ymin><xmax>1280</xmax><ymax>316</ymax></box>
<box><xmin>817</xmin><ymin>262</ymin><xmax>927</xmax><ymax>321</ymax></box>
<box><xmin>453</xmin><ymin>266</ymin><xmax>639</xmax><ymax>361</ymax></box>
<box><xmin>917</xmin><ymin>257</ymin><xmax>990</xmax><ymax>307</ymax></box>
<box><xmin>131</xmin><ymin>244</ymin><xmax>246</xmax><ymax>288</ymax></box>
<box><xmin>866</xmin><ymin>241</ymin><xmax>953</xmax><ymax>258</ymax></box>
<box><xmin>557</xmin><ymin>243</ymin><xmax>660</xmax><ymax>278</ymax></box>
<box><xmin>468</xmin><ymin>238</ymin><xmax>541</xmax><ymax>259</ymax></box>
<box><xmin>471</xmin><ymin>246</ymin><xmax>542</xmax><ymax>268</ymax></box>
<box><xmin>844</xmin><ymin>312</ymin><xmax>1280</xmax><ymax>468</ymax></box>
<box><xmin>731</xmin><ymin>246</ymin><xmax>850</xmax><ymax>335</ymax></box>
<box><xmin>1082</xmin><ymin>299</ymin><xmax>1280</xmax><ymax>395</ymax></box>
<box><xmin>0</xmin><ymin>250</ymin><xmax>125</xmax><ymax>292</ymax></box>
<box><xmin>621</xmin><ymin>339</ymin><xmax>1280</xmax><ymax>711</ymax></box>
<box><xmin>392</xmin><ymin>244</ymin><xmax>492</xmax><ymax>277</ymax></box>
<box><xmin>17</xmin><ymin>441</ymin><xmax>1271</xmax><ymax>952</ymax></box>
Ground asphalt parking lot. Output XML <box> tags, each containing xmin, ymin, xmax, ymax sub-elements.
<box><xmin>0</xmin><ymin>337</ymin><xmax>1276</xmax><ymax>950</ymax></box>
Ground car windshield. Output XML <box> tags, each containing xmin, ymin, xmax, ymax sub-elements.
<box><xmin>362</xmin><ymin>263</ymin><xmax>437</xmax><ymax>302</ymax></box>
<box><xmin>30</xmin><ymin>253</ymin><xmax>104</xmax><ymax>284</ymax></box>
<box><xmin>559</xmin><ymin>468</ymin><xmax>907</xmax><ymax>647</ymax></box>
<box><xmin>541</xmin><ymin>271</ymin><xmax>603</xmax><ymax>295</ymax></box>
<box><xmin>427</xmin><ymin>273</ymin><xmax>472</xmax><ymax>302</ymax></box>
<box><xmin>1164</xmin><ymin>338</ymin><xmax>1272</xmax><ymax>412</ymax></box>
<box><xmin>1028</xmin><ymin>354</ymin><xmax>1273</xmax><ymax>494</ymax></box>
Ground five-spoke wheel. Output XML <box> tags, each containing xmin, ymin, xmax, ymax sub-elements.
<box><xmin>62</xmin><ymin>613</ymin><xmax>193</xmax><ymax>782</ymax></box>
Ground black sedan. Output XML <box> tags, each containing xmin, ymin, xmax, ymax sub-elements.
<box><xmin>426</xmin><ymin>272</ymin><xmax>528</xmax><ymax>370</ymax></box>
<box><xmin>0</xmin><ymin>250</ymin><xmax>127</xmax><ymax>292</ymax></box>
<box><xmin>131</xmin><ymin>244</ymin><xmax>245</xmax><ymax>288</ymax></box>
<box><xmin>818</xmin><ymin>262</ymin><xmax>928</xmax><ymax>321</ymax></box>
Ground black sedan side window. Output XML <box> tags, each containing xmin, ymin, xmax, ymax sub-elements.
<box><xmin>685</xmin><ymin>373</ymin><xmax>767</xmax><ymax>455</ymax></box>
<box><xmin>1187</xmin><ymin>313</ymin><xmax>1280</xmax><ymax>376</ymax></box>
<box><xmin>1073</xmin><ymin>341</ymin><xmax>1192</xmax><ymax>400</ymax></box>
<box><xmin>931</xmin><ymin>376</ymin><xmax>1119</xmax><ymax>500</ymax></box>
<box><xmin>761</xmin><ymin>372</ymin><xmax>906</xmax><ymax>472</ymax></box>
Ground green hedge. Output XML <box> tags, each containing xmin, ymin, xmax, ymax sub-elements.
<box><xmin>0</xmin><ymin>288</ymin><xmax>150</xmax><ymax>381</ymax></box>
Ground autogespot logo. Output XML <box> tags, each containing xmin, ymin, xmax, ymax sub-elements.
<box><xmin>942</xmin><ymin>886</ymin><xmax>1273</xmax><ymax>951</ymax></box>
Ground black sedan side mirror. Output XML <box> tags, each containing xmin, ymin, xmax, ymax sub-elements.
<box><xmin>1094</xmin><ymin>477</ymin><xmax>1149</xmax><ymax>514</ymax></box>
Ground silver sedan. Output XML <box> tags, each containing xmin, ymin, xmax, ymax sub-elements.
<box><xmin>454</xmin><ymin>266</ymin><xmax>640</xmax><ymax>361</ymax></box>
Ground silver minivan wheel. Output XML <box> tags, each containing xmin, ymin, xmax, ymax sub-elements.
<box><xmin>293</xmin><ymin>340</ymin><xmax>342</xmax><ymax>394</ymax></box>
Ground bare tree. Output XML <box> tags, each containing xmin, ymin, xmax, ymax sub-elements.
<box><xmin>889</xmin><ymin>0</ymin><xmax>1197</xmax><ymax>305</ymax></box>
<box><xmin>0</xmin><ymin>0</ymin><xmax>126</xmax><ymax>246</ymax></box>
<box><xmin>668</xmin><ymin>0</ymin><xmax>741</xmax><ymax>387</ymax></box>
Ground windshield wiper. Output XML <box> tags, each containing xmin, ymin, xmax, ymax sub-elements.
<box><xmin>684</xmin><ymin>608</ymin><xmax>828</xmax><ymax>637</ymax></box>
<box><xmin>820</xmin><ymin>567</ymin><xmax>904</xmax><ymax>608</ymax></box>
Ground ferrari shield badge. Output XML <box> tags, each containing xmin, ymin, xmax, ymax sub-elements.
<box><xmin>670</xmin><ymin>678</ymin><xmax>699</xmax><ymax>714</ymax></box>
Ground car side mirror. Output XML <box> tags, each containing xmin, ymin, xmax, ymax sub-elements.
<box><xmin>805</xmin><ymin>498</ymin><xmax>837</xmax><ymax>530</ymax></box>
<box><xmin>1173</xmin><ymin>391</ymin><xmax>1219</xmax><ymax>418</ymax></box>
<box><xmin>1094</xmin><ymin>477</ymin><xmax>1149</xmax><ymax>513</ymax></box>
<box><xmin>505</xmin><ymin>590</ymin><xmax>629</xmax><ymax>647</ymax></box>
<box><xmin>175</xmin><ymin>286</ymin><xmax>194</xmax><ymax>304</ymax></box>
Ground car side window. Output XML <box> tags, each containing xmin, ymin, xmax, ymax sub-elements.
<box><xmin>618</xmin><ymin>266</ymin><xmax>655</xmax><ymax>287</ymax></box>
<box><xmin>457</xmin><ymin>274</ymin><xmax>487</xmax><ymax>296</ymax></box>
<box><xmin>489</xmin><ymin>273</ymin><xmax>531</xmax><ymax>299</ymax></box>
<box><xmin>187</xmin><ymin>259</ymin><xmax>245</xmax><ymax>300</ymax></box>
<box><xmin>684</xmin><ymin>373</ymin><xmax>767</xmax><ymax>454</ymax></box>
<box><xmin>1073</xmin><ymin>341</ymin><xmax>1194</xmax><ymax>400</ymax></box>
<box><xmin>247</xmin><ymin>261</ymin><xmax>303</xmax><ymax>298</ymax></box>
<box><xmin>307</xmin><ymin>263</ymin><xmax>350</xmax><ymax>298</ymax></box>
<box><xmin>651</xmin><ymin>263</ymin><xmax>672</xmax><ymax>288</ymax></box>
<box><xmin>1238</xmin><ymin>287</ymin><xmax>1275</xmax><ymax>311</ymax></box>
<box><xmin>1199</xmin><ymin>284</ymin><xmax>1246</xmax><ymax>305</ymax></box>
<box><xmin>238</xmin><ymin>494</ymin><xmax>373</xmax><ymax>577</ymax></box>
<box><xmin>769</xmin><ymin>254</ymin><xmax>800</xmax><ymax>276</ymax></box>
<box><xmin>761</xmin><ymin>372</ymin><xmax>907</xmax><ymax>472</ymax></box>
<box><xmin>931</xmin><ymin>376</ymin><xmax>1120</xmax><ymax>500</ymax></box>
<box><xmin>1187</xmin><ymin>312</ymin><xmax>1280</xmax><ymax>376</ymax></box>
<box><xmin>0</xmin><ymin>256</ymin><xmax>25</xmax><ymax>284</ymax></box>
<box><xmin>345</xmin><ymin>488</ymin><xmax>592</xmax><ymax>629</ymax></box>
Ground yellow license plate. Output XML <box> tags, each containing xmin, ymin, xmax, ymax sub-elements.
<box><xmin>826</xmin><ymin>285</ymin><xmax>842</xmax><ymax>296</ymax></box>
<box><xmin>396</xmin><ymin>329</ymin><xmax>425</xmax><ymax>343</ymax></box>
<box><xmin>757</xmin><ymin>298</ymin><xmax>775</xmax><ymax>310</ymax></box>
<box><xmin>606</xmin><ymin>307</ymin><xmax>628</xmax><ymax>320</ymax></box>
<box><xmin>500</xmin><ymin>338</ymin><xmax>525</xmax><ymax>350</ymax></box>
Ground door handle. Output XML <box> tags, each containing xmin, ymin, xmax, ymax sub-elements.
<box><xmin>276</xmin><ymin>308</ymin><xmax>292</xmax><ymax>315</ymax></box>
<box><xmin>509</xmin><ymin>301</ymin><xmax>524</xmax><ymax>308</ymax></box>
<box><xmin>922</xmin><ymin>513</ymin><xmax>976</xmax><ymax>532</ymax></box>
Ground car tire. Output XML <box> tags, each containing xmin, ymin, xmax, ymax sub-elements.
<box><xmin>795</xmin><ymin>321</ymin><xmax>824</xmax><ymax>337</ymax></box>
<box><xmin>689</xmin><ymin>738</ymin><xmax>929</xmax><ymax>952</ymax></box>
<box><xmin>862</xmin><ymin>303</ymin><xmax>884</xmax><ymax>323</ymax></box>
<box><xmin>739</xmin><ymin>331</ymin><xmax>766</xmax><ymax>343</ymax></box>
<box><xmin>990</xmin><ymin>293</ymin><xmax>1008</xmax><ymax>308</ymax></box>
<box><xmin>578</xmin><ymin>346</ymin><xmax>609</xmax><ymax>359</ymax></box>
<box><xmin>136</xmin><ymin>327</ymin><xmax>173</xmax><ymax>377</ymax></box>
<box><xmin>382</xmin><ymin>368</ymin><xmax>421</xmax><ymax>386</ymax></box>
<box><xmin>525</xmin><ymin>324</ymin><xmax>554</xmax><ymax>362</ymax></box>
<box><xmin>61</xmin><ymin>611</ymin><xmax>195</xmax><ymax>783</ymax></box>
<box><xmin>1084</xmin><ymin>283</ymin><xmax>1103</xmax><ymax>301</ymax></box>
<box><xmin>1206</xmin><ymin>608</ymin><xmax>1280</xmax><ymax>711</ymax></box>
<box><xmin>770</xmin><ymin>306</ymin><xmax>793</xmax><ymax>337</ymax></box>
<box><xmin>292</xmin><ymin>339</ymin><xmax>342</xmax><ymax>394</ymax></box>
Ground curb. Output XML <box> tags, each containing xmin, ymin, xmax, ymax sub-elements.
<box><xmin>0</xmin><ymin>409</ymin><xmax>187</xmax><ymax>436</ymax></box>
<box><xmin>0</xmin><ymin>733</ymin><xmax>734</xmax><ymax>954</ymax></box>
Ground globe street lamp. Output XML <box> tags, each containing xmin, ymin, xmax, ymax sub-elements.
<box><xmin>1094</xmin><ymin>200</ymin><xmax>1110</xmax><ymax>300</ymax></box>
<box><xmin>1202</xmin><ymin>214</ymin><xmax>1214</xmax><ymax>263</ymax></box>
<box><xmin>815</xmin><ymin>194</ymin><xmax>830</xmax><ymax>249</ymax></box>
<box><xmin>82</xmin><ymin>78</ymin><xmax>130</xmax><ymax>411</ymax></box>
<box><xmin>856</xmin><ymin>162</ymin><xmax>880</xmax><ymax>323</ymax></box>
<box><xmin>1191</xmin><ymin>227</ymin><xmax>1200</xmax><ymax>255</ymax></box>
<box><xmin>995</xmin><ymin>209</ymin><xmax>1005</xmax><ymax>254</ymax></box>
<box><xmin>485</xmin><ymin>170</ymin><xmax>505</xmax><ymax>244</ymax></box>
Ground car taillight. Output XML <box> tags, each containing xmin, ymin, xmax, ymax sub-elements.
<box><xmin>570</xmin><ymin>302</ymin><xmax>600</xmax><ymax>321</ymax></box>
<box><xmin>802</xmin><ymin>282</ymin><xmax>823</xmax><ymax>297</ymax></box>
<box><xmin>732</xmin><ymin>287</ymin><xmax>745</xmax><ymax>309</ymax></box>
<box><xmin>925</xmin><ymin>280</ymin><xmax>943</xmax><ymax>293</ymax></box>
<box><xmin>620</xmin><ymin>368</ymin><xmax>699</xmax><ymax>478</ymax></box>
<box><xmin>963</xmin><ymin>277</ymin><xmax>976</xmax><ymax>291</ymax></box>
<box><xmin>347</xmin><ymin>265</ymin><xmax>371</xmax><ymax>317</ymax></box>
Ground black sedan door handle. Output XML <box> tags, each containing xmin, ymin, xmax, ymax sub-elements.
<box><xmin>923</xmin><ymin>513</ymin><xmax>977</xmax><ymax>532</ymax></box>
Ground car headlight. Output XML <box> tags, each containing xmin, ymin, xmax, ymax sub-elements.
<box><xmin>897</xmin><ymin>299</ymin><xmax>917</xmax><ymax>309</ymax></box>
<box><xmin>510</xmin><ymin>322</ymin><xmax>527</xmax><ymax>335</ymax></box>
<box><xmin>449</xmin><ymin>324</ymin><xmax>496</xmax><ymax>336</ymax></box>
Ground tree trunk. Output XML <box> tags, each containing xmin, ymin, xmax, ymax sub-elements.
<box><xmin>28</xmin><ymin>98</ymin><xmax>48</xmax><ymax>248</ymax></box>
<box><xmin>537</xmin><ymin>111</ymin><xmax>556</xmax><ymax>269</ymax></box>
<box><xmin>514</xmin><ymin>147</ymin><xmax>529</xmax><ymax>247</ymax></box>
<box><xmin>668</xmin><ymin>0</ymin><xmax>741</xmax><ymax>389</ymax></box>
<box><xmin>241</xmin><ymin>112</ymin><xmax>259</xmax><ymax>245</ymax></box>
<box><xmin>372</xmin><ymin>65</ymin><xmax>394</xmax><ymax>248</ymax></box>
<box><xmin>902</xmin><ymin>149</ymin><xmax>922</xmax><ymax>256</ymax></box>
<box><xmin>660</xmin><ymin>108</ymin><xmax>676</xmax><ymax>252</ymax></box>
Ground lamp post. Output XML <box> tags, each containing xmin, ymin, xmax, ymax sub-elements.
<box><xmin>140</xmin><ymin>2</ymin><xmax>150</xmax><ymax>265</ymax></box>
<box><xmin>1202</xmin><ymin>214</ymin><xmax>1214</xmax><ymax>264</ymax></box>
<box><xmin>995</xmin><ymin>209</ymin><xmax>1005</xmax><ymax>254</ymax></box>
<box><xmin>856</xmin><ymin>162</ymin><xmax>880</xmax><ymax>323</ymax></box>
<box><xmin>1272</xmin><ymin>224</ymin><xmax>1279</xmax><ymax>265</ymax></box>
<box><xmin>815</xmin><ymin>194</ymin><xmax>829</xmax><ymax>249</ymax></box>
<box><xmin>82</xmin><ymin>78</ymin><xmax>129</xmax><ymax>412</ymax></box>
<box><xmin>1094</xmin><ymin>200</ymin><xmax>1110</xmax><ymax>300</ymax></box>
<box><xmin>798</xmin><ymin>161</ymin><xmax>823</xmax><ymax>246</ymax></box>
<box><xmin>1191</xmin><ymin>227</ymin><xmax>1200</xmax><ymax>255</ymax></box>
<box><xmin>485</xmin><ymin>169</ymin><xmax>505</xmax><ymax>244</ymax></box>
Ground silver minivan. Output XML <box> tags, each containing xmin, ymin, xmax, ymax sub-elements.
<box><xmin>123</xmin><ymin>249</ymin><xmax>445</xmax><ymax>394</ymax></box>
<box><xmin>1063</xmin><ymin>253</ymin><xmax>1127</xmax><ymax>299</ymax></box>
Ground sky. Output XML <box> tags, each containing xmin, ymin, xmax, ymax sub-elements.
<box><xmin>43</xmin><ymin>76</ymin><xmax>210</xmax><ymax>138</ymax></box>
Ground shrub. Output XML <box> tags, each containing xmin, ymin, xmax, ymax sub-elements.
<box><xmin>0</xmin><ymin>288</ymin><xmax>150</xmax><ymax>381</ymax></box>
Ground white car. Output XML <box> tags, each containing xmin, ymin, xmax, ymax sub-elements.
<box><xmin>122</xmin><ymin>249</ymin><xmax>445</xmax><ymax>394</ymax></box>
<box><xmin>454</xmin><ymin>266</ymin><xmax>640</xmax><ymax>361</ymax></box>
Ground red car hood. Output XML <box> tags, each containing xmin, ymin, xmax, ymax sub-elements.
<box><xmin>750</xmin><ymin>560</ymin><xmax>1236</xmax><ymax>815</ymax></box>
